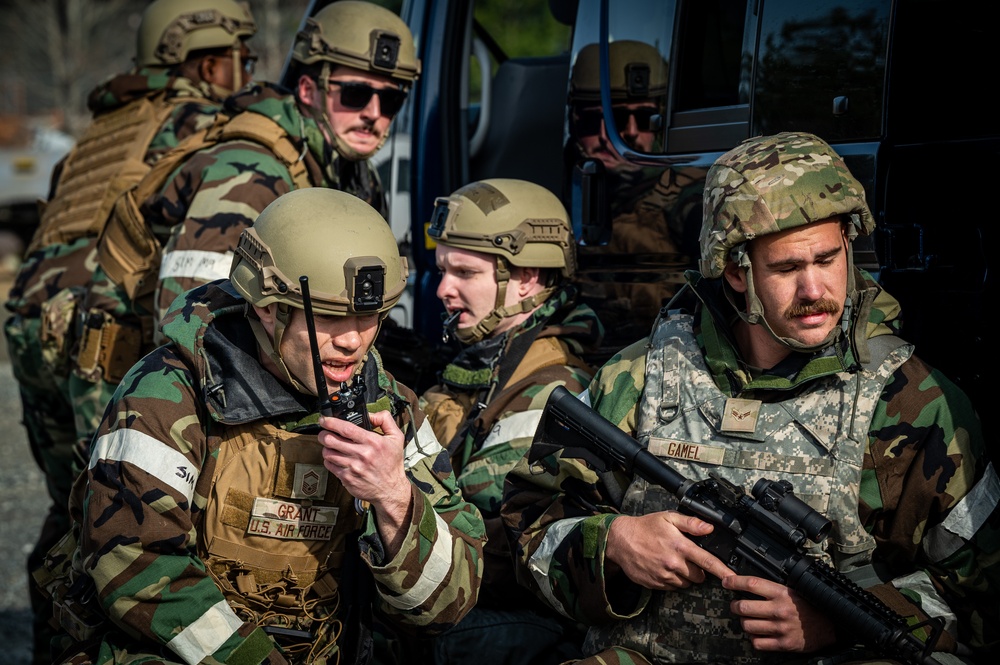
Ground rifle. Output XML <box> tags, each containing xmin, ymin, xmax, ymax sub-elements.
<box><xmin>541</xmin><ymin>384</ymin><xmax>945</xmax><ymax>665</ymax></box>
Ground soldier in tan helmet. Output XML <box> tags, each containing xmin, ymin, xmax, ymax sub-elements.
<box><xmin>504</xmin><ymin>131</ymin><xmax>998</xmax><ymax>664</ymax></box>
<box><xmin>414</xmin><ymin>178</ymin><xmax>604</xmax><ymax>664</ymax></box>
<box><xmin>66</xmin><ymin>0</ymin><xmax>420</xmax><ymax>531</ymax></box>
<box><xmin>566</xmin><ymin>40</ymin><xmax>705</xmax><ymax>348</ymax></box>
<box><xmin>3</xmin><ymin>2</ymin><xmax>257</xmax><ymax>662</ymax></box>
<box><xmin>35</xmin><ymin>188</ymin><xmax>486</xmax><ymax>665</ymax></box>
<box><xmin>567</xmin><ymin>40</ymin><xmax>667</xmax><ymax>171</ymax></box>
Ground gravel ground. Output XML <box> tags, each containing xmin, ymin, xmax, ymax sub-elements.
<box><xmin>0</xmin><ymin>272</ymin><xmax>49</xmax><ymax>665</ymax></box>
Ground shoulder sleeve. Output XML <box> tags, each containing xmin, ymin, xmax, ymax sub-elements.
<box><xmin>361</xmin><ymin>377</ymin><xmax>487</xmax><ymax>633</ymax></box>
<box><xmin>866</xmin><ymin>354</ymin><xmax>998</xmax><ymax>657</ymax></box>
<box><xmin>152</xmin><ymin>139</ymin><xmax>294</xmax><ymax>329</ymax></box>
<box><xmin>80</xmin><ymin>347</ymin><xmax>277</xmax><ymax>664</ymax></box>
<box><xmin>500</xmin><ymin>340</ymin><xmax>653</xmax><ymax>624</ymax></box>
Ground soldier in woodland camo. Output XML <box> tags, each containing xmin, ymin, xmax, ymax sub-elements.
<box><xmin>69</xmin><ymin>0</ymin><xmax>419</xmax><ymax>479</ymax></box>
<box><xmin>40</xmin><ymin>188</ymin><xmax>485</xmax><ymax>665</ymax></box>
<box><xmin>4</xmin><ymin>1</ymin><xmax>256</xmax><ymax>661</ymax></box>
<box><xmin>416</xmin><ymin>178</ymin><xmax>603</xmax><ymax>663</ymax></box>
<box><xmin>502</xmin><ymin>131</ymin><xmax>999</xmax><ymax>664</ymax></box>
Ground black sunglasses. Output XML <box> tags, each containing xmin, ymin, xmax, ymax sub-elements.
<box><xmin>327</xmin><ymin>80</ymin><xmax>407</xmax><ymax>117</ymax></box>
<box><xmin>574</xmin><ymin>106</ymin><xmax>659</xmax><ymax>135</ymax></box>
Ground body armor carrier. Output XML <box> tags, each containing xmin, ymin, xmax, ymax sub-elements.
<box><xmin>28</xmin><ymin>92</ymin><xmax>199</xmax><ymax>255</ymax></box>
<box><xmin>202</xmin><ymin>419</ymin><xmax>365</xmax><ymax>662</ymax></box>
<box><xmin>77</xmin><ymin>111</ymin><xmax>314</xmax><ymax>384</ymax></box>
<box><xmin>584</xmin><ymin>312</ymin><xmax>913</xmax><ymax>664</ymax></box>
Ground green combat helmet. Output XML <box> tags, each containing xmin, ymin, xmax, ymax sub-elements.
<box><xmin>136</xmin><ymin>0</ymin><xmax>257</xmax><ymax>68</ymax></box>
<box><xmin>427</xmin><ymin>178</ymin><xmax>575</xmax><ymax>343</ymax></box>
<box><xmin>700</xmin><ymin>130</ymin><xmax>876</xmax><ymax>351</ymax></box>
<box><xmin>569</xmin><ymin>40</ymin><xmax>668</xmax><ymax>104</ymax></box>
<box><xmin>290</xmin><ymin>0</ymin><xmax>420</xmax><ymax>159</ymax></box>
<box><xmin>231</xmin><ymin>188</ymin><xmax>408</xmax><ymax>390</ymax></box>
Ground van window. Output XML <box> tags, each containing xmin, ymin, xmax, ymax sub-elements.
<box><xmin>753</xmin><ymin>0</ymin><xmax>889</xmax><ymax>140</ymax></box>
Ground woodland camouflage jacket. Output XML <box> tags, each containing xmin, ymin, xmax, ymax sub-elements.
<box><xmin>66</xmin><ymin>280</ymin><xmax>485</xmax><ymax>664</ymax></box>
<box><xmin>421</xmin><ymin>284</ymin><xmax>603</xmax><ymax>609</ymax></box>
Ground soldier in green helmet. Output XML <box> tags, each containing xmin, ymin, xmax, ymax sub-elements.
<box><xmin>67</xmin><ymin>0</ymin><xmax>420</xmax><ymax>511</ymax></box>
<box><xmin>503</xmin><ymin>132</ymin><xmax>998</xmax><ymax>664</ymax></box>
<box><xmin>3</xmin><ymin>1</ymin><xmax>257</xmax><ymax>661</ymax></box>
<box><xmin>35</xmin><ymin>188</ymin><xmax>486</xmax><ymax>665</ymax></box>
<box><xmin>414</xmin><ymin>178</ymin><xmax>603</xmax><ymax>663</ymax></box>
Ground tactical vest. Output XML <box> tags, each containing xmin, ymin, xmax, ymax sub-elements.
<box><xmin>27</xmin><ymin>92</ymin><xmax>199</xmax><ymax>255</ymax></box>
<box><xmin>584</xmin><ymin>312</ymin><xmax>913</xmax><ymax>664</ymax></box>
<box><xmin>76</xmin><ymin>111</ymin><xmax>314</xmax><ymax>384</ymax></box>
<box><xmin>202</xmin><ymin>419</ymin><xmax>364</xmax><ymax>662</ymax></box>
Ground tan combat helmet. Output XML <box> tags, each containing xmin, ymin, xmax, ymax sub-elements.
<box><xmin>569</xmin><ymin>40</ymin><xmax>668</xmax><ymax>103</ymax></box>
<box><xmin>291</xmin><ymin>0</ymin><xmax>420</xmax><ymax>85</ymax></box>
<box><xmin>290</xmin><ymin>1</ymin><xmax>419</xmax><ymax>160</ymax></box>
<box><xmin>700</xmin><ymin>130</ymin><xmax>875</xmax><ymax>352</ymax></box>
<box><xmin>232</xmin><ymin>188</ymin><xmax>407</xmax><ymax>390</ymax></box>
<box><xmin>428</xmin><ymin>178</ymin><xmax>575</xmax><ymax>343</ymax></box>
<box><xmin>136</xmin><ymin>0</ymin><xmax>257</xmax><ymax>68</ymax></box>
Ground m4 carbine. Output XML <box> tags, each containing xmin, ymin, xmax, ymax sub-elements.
<box><xmin>540</xmin><ymin>385</ymin><xmax>945</xmax><ymax>665</ymax></box>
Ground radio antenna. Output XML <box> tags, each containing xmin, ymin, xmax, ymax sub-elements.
<box><xmin>300</xmin><ymin>275</ymin><xmax>330</xmax><ymax>411</ymax></box>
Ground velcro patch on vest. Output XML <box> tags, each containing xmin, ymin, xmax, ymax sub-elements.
<box><xmin>720</xmin><ymin>398</ymin><xmax>761</xmax><ymax>433</ymax></box>
<box><xmin>649</xmin><ymin>438</ymin><xmax>726</xmax><ymax>466</ymax></box>
<box><xmin>291</xmin><ymin>463</ymin><xmax>329</xmax><ymax>499</ymax></box>
<box><xmin>247</xmin><ymin>497</ymin><xmax>338</xmax><ymax>541</ymax></box>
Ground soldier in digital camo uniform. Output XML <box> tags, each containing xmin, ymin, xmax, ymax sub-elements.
<box><xmin>3</xmin><ymin>1</ymin><xmax>256</xmax><ymax>661</ymax></box>
<box><xmin>416</xmin><ymin>179</ymin><xmax>603</xmax><ymax>663</ymax></box>
<box><xmin>502</xmin><ymin>131</ymin><xmax>999</xmax><ymax>664</ymax></box>
<box><xmin>39</xmin><ymin>188</ymin><xmax>485</xmax><ymax>665</ymax></box>
<box><xmin>69</xmin><ymin>0</ymin><xmax>418</xmax><ymax>473</ymax></box>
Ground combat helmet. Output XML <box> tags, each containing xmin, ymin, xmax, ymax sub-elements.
<box><xmin>231</xmin><ymin>188</ymin><xmax>407</xmax><ymax>390</ymax></box>
<box><xmin>291</xmin><ymin>0</ymin><xmax>420</xmax><ymax>85</ymax></box>
<box><xmin>700</xmin><ymin>131</ymin><xmax>876</xmax><ymax>351</ymax></box>
<box><xmin>569</xmin><ymin>40</ymin><xmax>668</xmax><ymax>103</ymax></box>
<box><xmin>136</xmin><ymin>0</ymin><xmax>257</xmax><ymax>68</ymax></box>
<box><xmin>428</xmin><ymin>178</ymin><xmax>575</xmax><ymax>343</ymax></box>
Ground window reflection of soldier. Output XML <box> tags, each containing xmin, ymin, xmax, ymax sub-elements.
<box><xmin>567</xmin><ymin>41</ymin><xmax>705</xmax><ymax>337</ymax></box>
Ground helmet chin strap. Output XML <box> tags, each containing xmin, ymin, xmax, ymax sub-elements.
<box><xmin>248</xmin><ymin>302</ymin><xmax>310</xmax><ymax>393</ymax></box>
<box><xmin>728</xmin><ymin>223</ymin><xmax>860</xmax><ymax>355</ymax></box>
<box><xmin>454</xmin><ymin>256</ymin><xmax>555</xmax><ymax>344</ymax></box>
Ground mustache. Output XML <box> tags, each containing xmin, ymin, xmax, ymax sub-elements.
<box><xmin>784</xmin><ymin>299</ymin><xmax>840</xmax><ymax>319</ymax></box>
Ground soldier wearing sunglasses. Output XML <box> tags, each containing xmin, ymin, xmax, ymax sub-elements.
<box><xmin>565</xmin><ymin>40</ymin><xmax>706</xmax><ymax>344</ymax></box>
<box><xmin>568</xmin><ymin>40</ymin><xmax>664</xmax><ymax>172</ymax></box>
<box><xmin>65</xmin><ymin>0</ymin><xmax>420</xmax><ymax>491</ymax></box>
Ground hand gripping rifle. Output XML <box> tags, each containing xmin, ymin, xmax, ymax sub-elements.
<box><xmin>300</xmin><ymin>275</ymin><xmax>371</xmax><ymax>514</ymax></box>
<box><xmin>540</xmin><ymin>385</ymin><xmax>946</xmax><ymax>665</ymax></box>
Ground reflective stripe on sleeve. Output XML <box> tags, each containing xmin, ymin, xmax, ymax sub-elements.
<box><xmin>158</xmin><ymin>249</ymin><xmax>234</xmax><ymax>282</ymax></box>
<box><xmin>379</xmin><ymin>510</ymin><xmax>454</xmax><ymax>610</ymax></box>
<box><xmin>480</xmin><ymin>409</ymin><xmax>542</xmax><ymax>451</ymax></box>
<box><xmin>926</xmin><ymin>461</ymin><xmax>999</xmax><ymax>561</ymax></box>
<box><xmin>166</xmin><ymin>599</ymin><xmax>244</xmax><ymax>665</ymax></box>
<box><xmin>403</xmin><ymin>417</ymin><xmax>444</xmax><ymax>469</ymax></box>
<box><xmin>528</xmin><ymin>516</ymin><xmax>586</xmax><ymax>617</ymax></box>
<box><xmin>90</xmin><ymin>428</ymin><xmax>199</xmax><ymax>504</ymax></box>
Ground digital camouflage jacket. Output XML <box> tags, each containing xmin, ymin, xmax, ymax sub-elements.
<box><xmin>420</xmin><ymin>284</ymin><xmax>603</xmax><ymax>609</ymax></box>
<box><xmin>58</xmin><ymin>280</ymin><xmax>485</xmax><ymax>665</ymax></box>
<box><xmin>502</xmin><ymin>270</ymin><xmax>999</xmax><ymax>662</ymax></box>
